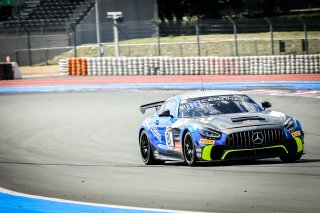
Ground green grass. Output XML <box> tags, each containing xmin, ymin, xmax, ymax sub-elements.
<box><xmin>46</xmin><ymin>31</ymin><xmax>320</xmax><ymax>65</ymax></box>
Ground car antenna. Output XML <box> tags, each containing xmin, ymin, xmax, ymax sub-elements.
<box><xmin>200</xmin><ymin>72</ymin><xmax>204</xmax><ymax>91</ymax></box>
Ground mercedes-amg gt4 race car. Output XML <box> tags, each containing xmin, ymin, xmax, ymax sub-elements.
<box><xmin>138</xmin><ymin>91</ymin><xmax>304</xmax><ymax>166</ymax></box>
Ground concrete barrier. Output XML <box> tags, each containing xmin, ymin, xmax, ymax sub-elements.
<box><xmin>0</xmin><ymin>62</ymin><xmax>21</xmax><ymax>80</ymax></box>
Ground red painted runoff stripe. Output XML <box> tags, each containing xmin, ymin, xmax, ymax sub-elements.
<box><xmin>0</xmin><ymin>74</ymin><xmax>319</xmax><ymax>87</ymax></box>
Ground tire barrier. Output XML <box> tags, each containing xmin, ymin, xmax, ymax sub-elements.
<box><xmin>66</xmin><ymin>58</ymin><xmax>88</xmax><ymax>76</ymax></box>
<box><xmin>62</xmin><ymin>54</ymin><xmax>320</xmax><ymax>76</ymax></box>
<box><xmin>59</xmin><ymin>60</ymin><xmax>67</xmax><ymax>74</ymax></box>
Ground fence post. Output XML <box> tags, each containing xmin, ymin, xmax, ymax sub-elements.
<box><xmin>95</xmin><ymin>0</ymin><xmax>103</xmax><ymax>57</ymax></box>
<box><xmin>156</xmin><ymin>21</ymin><xmax>161</xmax><ymax>56</ymax></box>
<box><xmin>298</xmin><ymin>17</ymin><xmax>308</xmax><ymax>54</ymax></box>
<box><xmin>72</xmin><ymin>25</ymin><xmax>77</xmax><ymax>58</ymax></box>
<box><xmin>195</xmin><ymin>21</ymin><xmax>200</xmax><ymax>56</ymax></box>
<box><xmin>45</xmin><ymin>48</ymin><xmax>48</xmax><ymax>65</ymax></box>
<box><xmin>15</xmin><ymin>50</ymin><xmax>20</xmax><ymax>65</ymax></box>
<box><xmin>24</xmin><ymin>25</ymin><xmax>32</xmax><ymax>66</ymax></box>
<box><xmin>264</xmin><ymin>17</ymin><xmax>274</xmax><ymax>55</ymax></box>
<box><xmin>228</xmin><ymin>17</ymin><xmax>238</xmax><ymax>57</ymax></box>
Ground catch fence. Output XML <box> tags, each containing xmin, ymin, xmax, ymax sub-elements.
<box><xmin>1</xmin><ymin>18</ymin><xmax>320</xmax><ymax>66</ymax></box>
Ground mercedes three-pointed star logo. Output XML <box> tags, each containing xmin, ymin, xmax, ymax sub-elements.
<box><xmin>252</xmin><ymin>132</ymin><xmax>264</xmax><ymax>144</ymax></box>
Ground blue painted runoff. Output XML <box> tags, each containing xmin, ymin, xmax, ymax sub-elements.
<box><xmin>0</xmin><ymin>193</ymin><xmax>173</xmax><ymax>213</ymax></box>
<box><xmin>0</xmin><ymin>81</ymin><xmax>319</xmax><ymax>93</ymax></box>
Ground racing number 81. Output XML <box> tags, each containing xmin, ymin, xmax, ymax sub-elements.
<box><xmin>165</xmin><ymin>128</ymin><xmax>174</xmax><ymax>150</ymax></box>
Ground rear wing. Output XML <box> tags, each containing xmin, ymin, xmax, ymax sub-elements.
<box><xmin>140</xmin><ymin>101</ymin><xmax>165</xmax><ymax>114</ymax></box>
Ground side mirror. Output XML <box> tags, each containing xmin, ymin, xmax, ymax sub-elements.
<box><xmin>159</xmin><ymin>109</ymin><xmax>173</xmax><ymax>118</ymax></box>
<box><xmin>261</xmin><ymin>101</ymin><xmax>272</xmax><ymax>109</ymax></box>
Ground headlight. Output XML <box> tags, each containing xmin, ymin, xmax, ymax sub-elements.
<box><xmin>198</xmin><ymin>127</ymin><xmax>221</xmax><ymax>140</ymax></box>
<box><xmin>285</xmin><ymin>118</ymin><xmax>296</xmax><ymax>133</ymax></box>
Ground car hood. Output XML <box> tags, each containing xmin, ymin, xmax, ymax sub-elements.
<box><xmin>195</xmin><ymin>111</ymin><xmax>286</xmax><ymax>130</ymax></box>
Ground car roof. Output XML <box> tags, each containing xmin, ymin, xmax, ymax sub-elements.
<box><xmin>176</xmin><ymin>90</ymin><xmax>245</xmax><ymax>100</ymax></box>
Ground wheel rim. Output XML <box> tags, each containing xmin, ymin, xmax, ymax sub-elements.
<box><xmin>140</xmin><ymin>133</ymin><xmax>149</xmax><ymax>161</ymax></box>
<box><xmin>184</xmin><ymin>134</ymin><xmax>194</xmax><ymax>163</ymax></box>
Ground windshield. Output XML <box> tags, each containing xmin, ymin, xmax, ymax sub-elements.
<box><xmin>178</xmin><ymin>95</ymin><xmax>262</xmax><ymax>118</ymax></box>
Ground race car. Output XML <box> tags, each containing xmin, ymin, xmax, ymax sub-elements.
<box><xmin>138</xmin><ymin>90</ymin><xmax>304</xmax><ymax>166</ymax></box>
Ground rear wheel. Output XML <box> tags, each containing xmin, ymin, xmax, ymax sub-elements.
<box><xmin>183</xmin><ymin>132</ymin><xmax>197</xmax><ymax>166</ymax></box>
<box><xmin>139</xmin><ymin>130</ymin><xmax>164</xmax><ymax>165</ymax></box>
<box><xmin>280</xmin><ymin>153</ymin><xmax>302</xmax><ymax>163</ymax></box>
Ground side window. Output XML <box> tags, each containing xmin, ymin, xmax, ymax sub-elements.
<box><xmin>164</xmin><ymin>100</ymin><xmax>177</xmax><ymax>117</ymax></box>
<box><xmin>158</xmin><ymin>100</ymin><xmax>177</xmax><ymax>117</ymax></box>
<box><xmin>158</xmin><ymin>103</ymin><xmax>166</xmax><ymax>112</ymax></box>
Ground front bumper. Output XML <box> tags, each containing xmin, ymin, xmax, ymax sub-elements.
<box><xmin>197</xmin><ymin>136</ymin><xmax>304</xmax><ymax>161</ymax></box>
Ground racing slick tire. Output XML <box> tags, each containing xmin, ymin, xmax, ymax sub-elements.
<box><xmin>280</xmin><ymin>153</ymin><xmax>302</xmax><ymax>163</ymax></box>
<box><xmin>139</xmin><ymin>130</ymin><xmax>164</xmax><ymax>165</ymax></box>
<box><xmin>183</xmin><ymin>132</ymin><xmax>197</xmax><ymax>166</ymax></box>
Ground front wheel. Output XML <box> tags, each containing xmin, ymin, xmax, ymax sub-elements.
<box><xmin>280</xmin><ymin>153</ymin><xmax>302</xmax><ymax>163</ymax></box>
<box><xmin>183</xmin><ymin>132</ymin><xmax>197</xmax><ymax>166</ymax></box>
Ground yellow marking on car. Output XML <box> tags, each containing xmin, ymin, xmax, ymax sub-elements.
<box><xmin>199</xmin><ymin>139</ymin><xmax>215</xmax><ymax>145</ymax></box>
<box><xmin>294</xmin><ymin>137</ymin><xmax>303</xmax><ymax>152</ymax></box>
<box><xmin>291</xmin><ymin>131</ymin><xmax>301</xmax><ymax>138</ymax></box>
<box><xmin>202</xmin><ymin>145</ymin><xmax>214</xmax><ymax>161</ymax></box>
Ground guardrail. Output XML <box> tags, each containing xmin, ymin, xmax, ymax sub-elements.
<box><xmin>60</xmin><ymin>54</ymin><xmax>320</xmax><ymax>76</ymax></box>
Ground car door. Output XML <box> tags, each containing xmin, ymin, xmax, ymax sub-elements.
<box><xmin>155</xmin><ymin>99</ymin><xmax>178</xmax><ymax>152</ymax></box>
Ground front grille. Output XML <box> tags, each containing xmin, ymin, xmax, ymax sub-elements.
<box><xmin>226</xmin><ymin>129</ymin><xmax>285</xmax><ymax>148</ymax></box>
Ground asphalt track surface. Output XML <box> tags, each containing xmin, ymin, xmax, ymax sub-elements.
<box><xmin>0</xmin><ymin>90</ymin><xmax>320</xmax><ymax>213</ymax></box>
